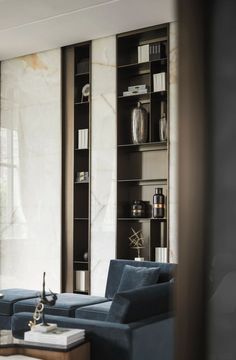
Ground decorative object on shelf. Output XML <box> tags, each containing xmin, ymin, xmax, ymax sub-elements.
<box><xmin>81</xmin><ymin>83</ymin><xmax>90</xmax><ymax>102</ymax></box>
<box><xmin>83</xmin><ymin>252</ymin><xmax>88</xmax><ymax>261</ymax></box>
<box><xmin>153</xmin><ymin>72</ymin><xmax>166</xmax><ymax>92</ymax></box>
<box><xmin>131</xmin><ymin>102</ymin><xmax>148</xmax><ymax>144</ymax></box>
<box><xmin>123</xmin><ymin>84</ymin><xmax>148</xmax><ymax>97</ymax></box>
<box><xmin>153</xmin><ymin>188</ymin><xmax>165</xmax><ymax>218</ymax></box>
<box><xmin>159</xmin><ymin>101</ymin><xmax>168</xmax><ymax>141</ymax></box>
<box><xmin>131</xmin><ymin>200</ymin><xmax>145</xmax><ymax>218</ymax></box>
<box><xmin>78</xmin><ymin>129</ymin><xmax>89</xmax><ymax>149</ymax></box>
<box><xmin>75</xmin><ymin>270</ymin><xmax>89</xmax><ymax>292</ymax></box>
<box><xmin>28</xmin><ymin>272</ymin><xmax>58</xmax><ymax>332</ymax></box>
<box><xmin>129</xmin><ymin>227</ymin><xmax>145</xmax><ymax>261</ymax></box>
<box><xmin>76</xmin><ymin>171</ymin><xmax>89</xmax><ymax>183</ymax></box>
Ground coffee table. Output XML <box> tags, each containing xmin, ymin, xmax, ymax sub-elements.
<box><xmin>0</xmin><ymin>330</ymin><xmax>90</xmax><ymax>360</ymax></box>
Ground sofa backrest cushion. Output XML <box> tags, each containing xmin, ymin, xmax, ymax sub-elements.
<box><xmin>117</xmin><ymin>265</ymin><xmax>160</xmax><ymax>292</ymax></box>
<box><xmin>106</xmin><ymin>281</ymin><xmax>173</xmax><ymax>324</ymax></box>
<box><xmin>105</xmin><ymin>259</ymin><xmax>176</xmax><ymax>299</ymax></box>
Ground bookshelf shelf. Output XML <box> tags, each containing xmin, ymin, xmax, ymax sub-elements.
<box><xmin>116</xmin><ymin>24</ymin><xmax>169</xmax><ymax>262</ymax></box>
<box><xmin>62</xmin><ymin>41</ymin><xmax>91</xmax><ymax>294</ymax></box>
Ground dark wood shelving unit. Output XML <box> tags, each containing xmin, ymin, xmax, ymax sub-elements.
<box><xmin>62</xmin><ymin>41</ymin><xmax>91</xmax><ymax>294</ymax></box>
<box><xmin>116</xmin><ymin>24</ymin><xmax>169</xmax><ymax>262</ymax></box>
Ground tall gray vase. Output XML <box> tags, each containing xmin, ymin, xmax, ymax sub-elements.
<box><xmin>131</xmin><ymin>102</ymin><xmax>148</xmax><ymax>144</ymax></box>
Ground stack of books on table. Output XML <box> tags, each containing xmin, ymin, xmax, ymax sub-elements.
<box><xmin>155</xmin><ymin>247</ymin><xmax>168</xmax><ymax>263</ymax></box>
<box><xmin>123</xmin><ymin>84</ymin><xmax>148</xmax><ymax>97</ymax></box>
<box><xmin>78</xmin><ymin>129</ymin><xmax>89</xmax><ymax>149</ymax></box>
<box><xmin>153</xmin><ymin>72</ymin><xmax>166</xmax><ymax>92</ymax></box>
<box><xmin>24</xmin><ymin>327</ymin><xmax>85</xmax><ymax>348</ymax></box>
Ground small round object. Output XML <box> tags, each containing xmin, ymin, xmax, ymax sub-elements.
<box><xmin>82</xmin><ymin>83</ymin><xmax>90</xmax><ymax>98</ymax></box>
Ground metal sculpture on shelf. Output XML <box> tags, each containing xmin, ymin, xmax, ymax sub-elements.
<box><xmin>129</xmin><ymin>227</ymin><xmax>145</xmax><ymax>261</ymax></box>
<box><xmin>28</xmin><ymin>272</ymin><xmax>57</xmax><ymax>331</ymax></box>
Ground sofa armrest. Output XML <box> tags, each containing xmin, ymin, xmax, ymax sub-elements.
<box><xmin>12</xmin><ymin>312</ymin><xmax>174</xmax><ymax>360</ymax></box>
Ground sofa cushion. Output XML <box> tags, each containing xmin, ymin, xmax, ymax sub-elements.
<box><xmin>106</xmin><ymin>281</ymin><xmax>173</xmax><ymax>324</ymax></box>
<box><xmin>75</xmin><ymin>301</ymin><xmax>112</xmax><ymax>321</ymax></box>
<box><xmin>117</xmin><ymin>265</ymin><xmax>160</xmax><ymax>292</ymax></box>
<box><xmin>105</xmin><ymin>259</ymin><xmax>176</xmax><ymax>299</ymax></box>
<box><xmin>0</xmin><ymin>289</ymin><xmax>40</xmax><ymax>316</ymax></box>
<box><xmin>14</xmin><ymin>293</ymin><xmax>108</xmax><ymax>317</ymax></box>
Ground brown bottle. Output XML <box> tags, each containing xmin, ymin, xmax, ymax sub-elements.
<box><xmin>153</xmin><ymin>188</ymin><xmax>165</xmax><ymax>218</ymax></box>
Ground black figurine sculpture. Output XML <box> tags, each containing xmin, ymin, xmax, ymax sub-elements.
<box><xmin>28</xmin><ymin>272</ymin><xmax>57</xmax><ymax>330</ymax></box>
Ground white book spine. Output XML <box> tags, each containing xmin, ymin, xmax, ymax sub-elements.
<box><xmin>138</xmin><ymin>46</ymin><xmax>141</xmax><ymax>63</ymax></box>
<box><xmin>85</xmin><ymin>129</ymin><xmax>88</xmax><ymax>148</ymax></box>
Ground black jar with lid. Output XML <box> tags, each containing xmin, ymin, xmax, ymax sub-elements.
<box><xmin>131</xmin><ymin>200</ymin><xmax>145</xmax><ymax>218</ymax></box>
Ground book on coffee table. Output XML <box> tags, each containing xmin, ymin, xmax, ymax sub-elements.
<box><xmin>24</xmin><ymin>327</ymin><xmax>85</xmax><ymax>347</ymax></box>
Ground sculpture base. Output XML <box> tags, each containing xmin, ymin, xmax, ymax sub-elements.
<box><xmin>134</xmin><ymin>257</ymin><xmax>145</xmax><ymax>261</ymax></box>
<box><xmin>31</xmin><ymin>323</ymin><xmax>57</xmax><ymax>333</ymax></box>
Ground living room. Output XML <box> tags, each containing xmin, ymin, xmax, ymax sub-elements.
<box><xmin>0</xmin><ymin>1</ymin><xmax>235</xmax><ymax>359</ymax></box>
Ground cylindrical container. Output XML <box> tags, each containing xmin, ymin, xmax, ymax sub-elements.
<box><xmin>153</xmin><ymin>188</ymin><xmax>165</xmax><ymax>218</ymax></box>
<box><xmin>131</xmin><ymin>200</ymin><xmax>145</xmax><ymax>218</ymax></box>
<box><xmin>131</xmin><ymin>102</ymin><xmax>148</xmax><ymax>144</ymax></box>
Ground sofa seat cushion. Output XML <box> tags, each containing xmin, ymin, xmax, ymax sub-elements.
<box><xmin>14</xmin><ymin>293</ymin><xmax>108</xmax><ymax>318</ymax></box>
<box><xmin>107</xmin><ymin>281</ymin><xmax>173</xmax><ymax>324</ymax></box>
<box><xmin>75</xmin><ymin>301</ymin><xmax>112</xmax><ymax>321</ymax></box>
<box><xmin>0</xmin><ymin>289</ymin><xmax>40</xmax><ymax>316</ymax></box>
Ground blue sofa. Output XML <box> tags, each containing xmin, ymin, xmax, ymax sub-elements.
<box><xmin>1</xmin><ymin>260</ymin><xmax>176</xmax><ymax>360</ymax></box>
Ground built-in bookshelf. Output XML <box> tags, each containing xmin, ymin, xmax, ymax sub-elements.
<box><xmin>62</xmin><ymin>42</ymin><xmax>91</xmax><ymax>294</ymax></box>
<box><xmin>116</xmin><ymin>24</ymin><xmax>169</xmax><ymax>262</ymax></box>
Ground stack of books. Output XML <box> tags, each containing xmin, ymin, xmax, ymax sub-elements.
<box><xmin>123</xmin><ymin>84</ymin><xmax>148</xmax><ymax>97</ymax></box>
<box><xmin>138</xmin><ymin>44</ymin><xmax>149</xmax><ymax>63</ymax></box>
<box><xmin>138</xmin><ymin>42</ymin><xmax>166</xmax><ymax>63</ymax></box>
<box><xmin>149</xmin><ymin>43</ymin><xmax>166</xmax><ymax>61</ymax></box>
<box><xmin>153</xmin><ymin>73</ymin><xmax>166</xmax><ymax>92</ymax></box>
<box><xmin>78</xmin><ymin>129</ymin><xmax>89</xmax><ymax>149</ymax></box>
<box><xmin>155</xmin><ymin>247</ymin><xmax>168</xmax><ymax>263</ymax></box>
<box><xmin>24</xmin><ymin>327</ymin><xmax>85</xmax><ymax>348</ymax></box>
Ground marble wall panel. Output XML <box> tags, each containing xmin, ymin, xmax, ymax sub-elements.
<box><xmin>0</xmin><ymin>49</ymin><xmax>61</xmax><ymax>291</ymax></box>
<box><xmin>91</xmin><ymin>36</ymin><xmax>117</xmax><ymax>296</ymax></box>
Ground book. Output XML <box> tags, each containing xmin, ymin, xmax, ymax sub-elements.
<box><xmin>78</xmin><ymin>129</ymin><xmax>89</xmax><ymax>149</ymax></box>
<box><xmin>153</xmin><ymin>72</ymin><xmax>166</xmax><ymax>92</ymax></box>
<box><xmin>155</xmin><ymin>247</ymin><xmax>168</xmax><ymax>263</ymax></box>
<box><xmin>138</xmin><ymin>44</ymin><xmax>149</xmax><ymax>63</ymax></box>
<box><xmin>149</xmin><ymin>42</ymin><xmax>166</xmax><ymax>61</ymax></box>
<box><xmin>24</xmin><ymin>327</ymin><xmax>85</xmax><ymax>347</ymax></box>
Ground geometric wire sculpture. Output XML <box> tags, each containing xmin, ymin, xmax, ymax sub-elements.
<box><xmin>129</xmin><ymin>227</ymin><xmax>145</xmax><ymax>258</ymax></box>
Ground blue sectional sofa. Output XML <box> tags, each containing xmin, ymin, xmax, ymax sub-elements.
<box><xmin>1</xmin><ymin>259</ymin><xmax>176</xmax><ymax>360</ymax></box>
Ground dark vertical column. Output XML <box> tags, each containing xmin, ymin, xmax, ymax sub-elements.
<box><xmin>176</xmin><ymin>0</ymin><xmax>208</xmax><ymax>359</ymax></box>
<box><xmin>207</xmin><ymin>1</ymin><xmax>236</xmax><ymax>358</ymax></box>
